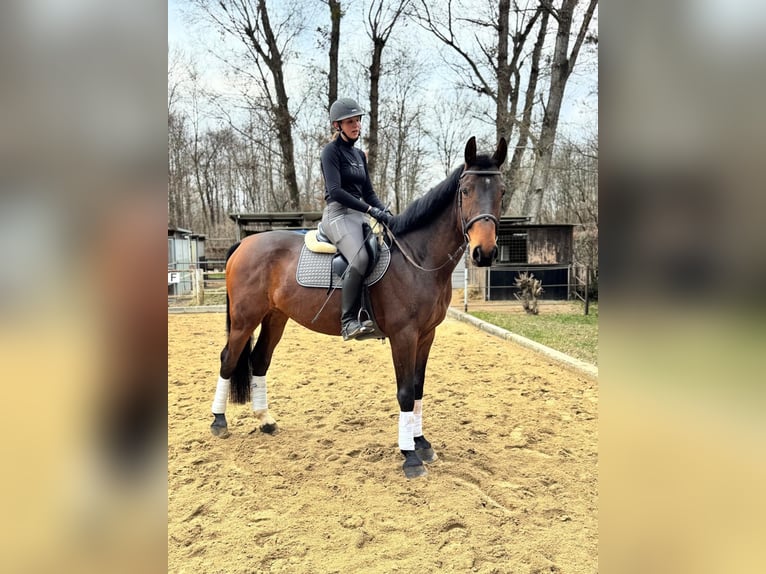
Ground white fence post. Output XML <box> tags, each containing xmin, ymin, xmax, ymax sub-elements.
<box><xmin>194</xmin><ymin>268</ymin><xmax>204</xmax><ymax>305</ymax></box>
<box><xmin>463</xmin><ymin>254</ymin><xmax>469</xmax><ymax>312</ymax></box>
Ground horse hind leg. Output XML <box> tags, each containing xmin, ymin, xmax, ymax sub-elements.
<box><xmin>210</xmin><ymin>324</ymin><xmax>256</xmax><ymax>438</ymax></box>
<box><xmin>249</xmin><ymin>311</ymin><xmax>289</xmax><ymax>434</ymax></box>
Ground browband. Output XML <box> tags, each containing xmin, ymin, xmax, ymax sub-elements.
<box><xmin>461</xmin><ymin>169</ymin><xmax>503</xmax><ymax>177</ymax></box>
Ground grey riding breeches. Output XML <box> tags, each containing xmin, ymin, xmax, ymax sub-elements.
<box><xmin>322</xmin><ymin>202</ymin><xmax>369</xmax><ymax>275</ymax></box>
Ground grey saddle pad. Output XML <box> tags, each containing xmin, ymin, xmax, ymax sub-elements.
<box><xmin>296</xmin><ymin>243</ymin><xmax>391</xmax><ymax>289</ymax></box>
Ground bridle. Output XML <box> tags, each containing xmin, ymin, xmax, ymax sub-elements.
<box><xmin>458</xmin><ymin>169</ymin><xmax>503</xmax><ymax>240</ymax></box>
<box><xmin>384</xmin><ymin>167</ymin><xmax>503</xmax><ymax>273</ymax></box>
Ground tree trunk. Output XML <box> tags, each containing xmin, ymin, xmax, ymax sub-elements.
<box><xmin>505</xmin><ymin>8</ymin><xmax>548</xmax><ymax>214</ymax></box>
<box><xmin>256</xmin><ymin>0</ymin><xmax>301</xmax><ymax>210</ymax></box>
<box><xmin>328</xmin><ymin>0</ymin><xmax>342</xmax><ymax>108</ymax></box>
<box><xmin>495</xmin><ymin>0</ymin><xmax>512</xmax><ymax>142</ymax></box>
<box><xmin>365</xmin><ymin>0</ymin><xmax>409</xmax><ymax>182</ymax></box>
<box><xmin>367</xmin><ymin>38</ymin><xmax>384</xmax><ymax>179</ymax></box>
<box><xmin>522</xmin><ymin>0</ymin><xmax>598</xmax><ymax>222</ymax></box>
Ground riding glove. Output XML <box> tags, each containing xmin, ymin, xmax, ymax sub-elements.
<box><xmin>368</xmin><ymin>207</ymin><xmax>391</xmax><ymax>226</ymax></box>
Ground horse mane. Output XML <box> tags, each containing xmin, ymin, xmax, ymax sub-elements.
<box><xmin>390</xmin><ymin>154</ymin><xmax>498</xmax><ymax>235</ymax></box>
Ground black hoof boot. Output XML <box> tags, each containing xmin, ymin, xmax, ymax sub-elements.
<box><xmin>414</xmin><ymin>435</ymin><xmax>438</xmax><ymax>463</ymax></box>
<box><xmin>401</xmin><ymin>450</ymin><xmax>427</xmax><ymax>479</ymax></box>
<box><xmin>260</xmin><ymin>422</ymin><xmax>278</xmax><ymax>435</ymax></box>
<box><xmin>211</xmin><ymin>413</ymin><xmax>229</xmax><ymax>438</ymax></box>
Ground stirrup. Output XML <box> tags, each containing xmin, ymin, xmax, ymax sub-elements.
<box><xmin>358</xmin><ymin>309</ymin><xmax>374</xmax><ymax>330</ymax></box>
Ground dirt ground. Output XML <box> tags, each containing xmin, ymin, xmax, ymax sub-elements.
<box><xmin>168</xmin><ymin>311</ymin><xmax>598</xmax><ymax>574</ymax></box>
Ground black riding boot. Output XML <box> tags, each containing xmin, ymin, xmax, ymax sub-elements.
<box><xmin>341</xmin><ymin>268</ymin><xmax>374</xmax><ymax>341</ymax></box>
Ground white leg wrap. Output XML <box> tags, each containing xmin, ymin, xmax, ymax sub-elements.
<box><xmin>251</xmin><ymin>375</ymin><xmax>268</xmax><ymax>412</ymax></box>
<box><xmin>413</xmin><ymin>400</ymin><xmax>423</xmax><ymax>437</ymax></box>
<box><xmin>211</xmin><ymin>376</ymin><xmax>230</xmax><ymax>414</ymax></box>
<box><xmin>398</xmin><ymin>411</ymin><xmax>415</xmax><ymax>451</ymax></box>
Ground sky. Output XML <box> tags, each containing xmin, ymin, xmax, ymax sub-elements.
<box><xmin>168</xmin><ymin>0</ymin><xmax>598</xmax><ymax>143</ymax></box>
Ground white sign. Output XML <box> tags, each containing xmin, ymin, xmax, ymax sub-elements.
<box><xmin>168</xmin><ymin>272</ymin><xmax>179</xmax><ymax>285</ymax></box>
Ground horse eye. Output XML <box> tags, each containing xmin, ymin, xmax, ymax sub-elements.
<box><xmin>460</xmin><ymin>187</ymin><xmax>469</xmax><ymax>196</ymax></box>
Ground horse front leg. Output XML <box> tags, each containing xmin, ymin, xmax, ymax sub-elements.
<box><xmin>413</xmin><ymin>329</ymin><xmax>437</xmax><ymax>463</ymax></box>
<box><xmin>391</xmin><ymin>331</ymin><xmax>427</xmax><ymax>479</ymax></box>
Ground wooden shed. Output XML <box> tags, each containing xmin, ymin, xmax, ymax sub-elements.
<box><xmin>472</xmin><ymin>218</ymin><xmax>576</xmax><ymax>300</ymax></box>
<box><xmin>229</xmin><ymin>212</ymin><xmax>324</xmax><ymax>239</ymax></box>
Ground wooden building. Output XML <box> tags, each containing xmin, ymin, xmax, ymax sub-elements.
<box><xmin>229</xmin><ymin>212</ymin><xmax>323</xmax><ymax>239</ymax></box>
<box><xmin>472</xmin><ymin>218</ymin><xmax>576</xmax><ymax>300</ymax></box>
<box><xmin>168</xmin><ymin>225</ymin><xmax>206</xmax><ymax>296</ymax></box>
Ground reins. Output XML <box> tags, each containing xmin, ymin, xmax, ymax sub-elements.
<box><xmin>384</xmin><ymin>228</ymin><xmax>467</xmax><ymax>273</ymax></box>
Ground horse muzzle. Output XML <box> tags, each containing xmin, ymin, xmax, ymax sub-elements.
<box><xmin>465</xmin><ymin>214</ymin><xmax>499</xmax><ymax>267</ymax></box>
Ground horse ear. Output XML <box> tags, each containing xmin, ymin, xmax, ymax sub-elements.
<box><xmin>464</xmin><ymin>136</ymin><xmax>477</xmax><ymax>166</ymax></box>
<box><xmin>493</xmin><ymin>137</ymin><xmax>508</xmax><ymax>167</ymax></box>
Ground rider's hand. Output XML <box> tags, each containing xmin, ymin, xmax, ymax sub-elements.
<box><xmin>368</xmin><ymin>207</ymin><xmax>391</xmax><ymax>226</ymax></box>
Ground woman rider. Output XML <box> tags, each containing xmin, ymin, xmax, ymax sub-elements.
<box><xmin>320</xmin><ymin>97</ymin><xmax>392</xmax><ymax>341</ymax></box>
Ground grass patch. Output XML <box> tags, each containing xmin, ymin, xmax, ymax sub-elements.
<box><xmin>470</xmin><ymin>303</ymin><xmax>598</xmax><ymax>366</ymax></box>
<box><xmin>201</xmin><ymin>291</ymin><xmax>227</xmax><ymax>305</ymax></box>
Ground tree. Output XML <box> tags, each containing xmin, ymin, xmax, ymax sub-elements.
<box><xmin>411</xmin><ymin>0</ymin><xmax>544</xmax><ymax>207</ymax></box>
<box><xmin>190</xmin><ymin>0</ymin><xmax>304</xmax><ymax>210</ymax></box>
<box><xmin>426</xmin><ymin>90</ymin><xmax>477</xmax><ymax>176</ymax></box>
<box><xmin>506</xmin><ymin>6</ymin><xmax>548</xmax><ymax>210</ymax></box>
<box><xmin>544</xmin><ymin>132</ymin><xmax>598</xmax><ymax>269</ymax></box>
<box><xmin>521</xmin><ymin>0</ymin><xmax>598</xmax><ymax>222</ymax></box>
<box><xmin>168</xmin><ymin>47</ymin><xmax>191</xmax><ymax>228</ymax></box>
<box><xmin>365</xmin><ymin>0</ymin><xmax>411</xmax><ymax>180</ymax></box>
<box><xmin>380</xmin><ymin>56</ymin><xmax>426</xmax><ymax>212</ymax></box>
<box><xmin>326</xmin><ymin>0</ymin><xmax>343</xmax><ymax>108</ymax></box>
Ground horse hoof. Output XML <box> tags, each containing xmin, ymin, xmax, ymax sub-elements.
<box><xmin>414</xmin><ymin>436</ymin><xmax>438</xmax><ymax>463</ymax></box>
<box><xmin>403</xmin><ymin>462</ymin><xmax>428</xmax><ymax>479</ymax></box>
<box><xmin>260</xmin><ymin>423</ymin><xmax>278</xmax><ymax>435</ymax></box>
<box><xmin>211</xmin><ymin>414</ymin><xmax>229</xmax><ymax>438</ymax></box>
<box><xmin>402</xmin><ymin>450</ymin><xmax>428</xmax><ymax>479</ymax></box>
<box><xmin>416</xmin><ymin>447</ymin><xmax>438</xmax><ymax>463</ymax></box>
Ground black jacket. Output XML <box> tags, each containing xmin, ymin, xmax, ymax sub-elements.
<box><xmin>321</xmin><ymin>136</ymin><xmax>385</xmax><ymax>213</ymax></box>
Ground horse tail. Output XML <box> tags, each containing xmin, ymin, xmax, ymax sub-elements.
<box><xmin>224</xmin><ymin>241</ymin><xmax>252</xmax><ymax>404</ymax></box>
<box><xmin>229</xmin><ymin>336</ymin><xmax>252</xmax><ymax>404</ymax></box>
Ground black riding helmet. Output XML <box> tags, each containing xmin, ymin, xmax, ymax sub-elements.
<box><xmin>329</xmin><ymin>98</ymin><xmax>364</xmax><ymax>125</ymax></box>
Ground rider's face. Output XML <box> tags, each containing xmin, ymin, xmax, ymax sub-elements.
<box><xmin>338</xmin><ymin>116</ymin><xmax>362</xmax><ymax>140</ymax></box>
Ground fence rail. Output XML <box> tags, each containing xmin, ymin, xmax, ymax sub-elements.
<box><xmin>168</xmin><ymin>259</ymin><xmax>598</xmax><ymax>314</ymax></box>
<box><xmin>168</xmin><ymin>259</ymin><xmax>227</xmax><ymax>306</ymax></box>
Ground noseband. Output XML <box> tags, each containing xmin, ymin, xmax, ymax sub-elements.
<box><xmin>458</xmin><ymin>169</ymin><xmax>503</xmax><ymax>238</ymax></box>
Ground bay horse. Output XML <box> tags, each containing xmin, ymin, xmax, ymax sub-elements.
<box><xmin>210</xmin><ymin>136</ymin><xmax>507</xmax><ymax>478</ymax></box>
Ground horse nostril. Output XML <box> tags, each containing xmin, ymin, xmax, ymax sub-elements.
<box><xmin>492</xmin><ymin>246</ymin><xmax>498</xmax><ymax>261</ymax></box>
<box><xmin>472</xmin><ymin>246</ymin><xmax>482</xmax><ymax>263</ymax></box>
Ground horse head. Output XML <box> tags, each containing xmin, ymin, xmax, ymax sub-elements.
<box><xmin>460</xmin><ymin>136</ymin><xmax>507</xmax><ymax>267</ymax></box>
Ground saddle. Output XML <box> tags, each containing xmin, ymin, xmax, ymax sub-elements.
<box><xmin>297</xmin><ymin>222</ymin><xmax>391</xmax><ymax>341</ymax></box>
